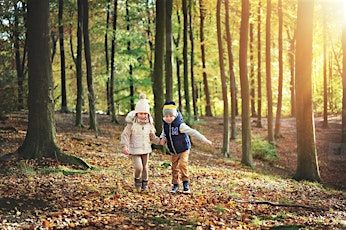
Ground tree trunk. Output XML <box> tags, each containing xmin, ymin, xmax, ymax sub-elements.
<box><xmin>110</xmin><ymin>0</ymin><xmax>119</xmax><ymax>123</ymax></box>
<box><xmin>173</xmin><ymin>9</ymin><xmax>183</xmax><ymax>111</ymax></box>
<box><xmin>152</xmin><ymin>0</ymin><xmax>165</xmax><ymax>135</ymax></box>
<box><xmin>5</xmin><ymin>0</ymin><xmax>90</xmax><ymax>170</ymax></box>
<box><xmin>105</xmin><ymin>0</ymin><xmax>111</xmax><ymax>115</ymax></box>
<box><xmin>341</xmin><ymin>6</ymin><xmax>346</xmax><ymax>142</ymax></box>
<box><xmin>294</xmin><ymin>0</ymin><xmax>321</xmax><ymax>182</ymax></box>
<box><xmin>75</xmin><ymin>0</ymin><xmax>84</xmax><ymax>128</ymax></box>
<box><xmin>256</xmin><ymin>0</ymin><xmax>262</xmax><ymax>128</ymax></box>
<box><xmin>239</xmin><ymin>0</ymin><xmax>252</xmax><ymax>167</ymax></box>
<box><xmin>266</xmin><ymin>0</ymin><xmax>274</xmax><ymax>144</ymax></box>
<box><xmin>216</xmin><ymin>0</ymin><xmax>230</xmax><ymax>157</ymax></box>
<box><xmin>199</xmin><ymin>0</ymin><xmax>212</xmax><ymax>117</ymax></box>
<box><xmin>189</xmin><ymin>0</ymin><xmax>198</xmax><ymax>121</ymax></box>
<box><xmin>249</xmin><ymin>23</ymin><xmax>256</xmax><ymax>118</ymax></box>
<box><xmin>182</xmin><ymin>0</ymin><xmax>191</xmax><ymax>119</ymax></box>
<box><xmin>165</xmin><ymin>0</ymin><xmax>173</xmax><ymax>101</ymax></box>
<box><xmin>322</xmin><ymin>7</ymin><xmax>329</xmax><ymax>128</ymax></box>
<box><xmin>59</xmin><ymin>0</ymin><xmax>69</xmax><ymax>113</ymax></box>
<box><xmin>224</xmin><ymin>0</ymin><xmax>237</xmax><ymax>140</ymax></box>
<box><xmin>275</xmin><ymin>0</ymin><xmax>283</xmax><ymax>138</ymax></box>
<box><xmin>83</xmin><ymin>0</ymin><xmax>98</xmax><ymax>133</ymax></box>
<box><xmin>287</xmin><ymin>29</ymin><xmax>296</xmax><ymax>118</ymax></box>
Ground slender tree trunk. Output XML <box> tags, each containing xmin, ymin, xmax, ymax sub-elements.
<box><xmin>239</xmin><ymin>0</ymin><xmax>252</xmax><ymax>167</ymax></box>
<box><xmin>249</xmin><ymin>23</ymin><xmax>256</xmax><ymax>117</ymax></box>
<box><xmin>199</xmin><ymin>0</ymin><xmax>212</xmax><ymax>117</ymax></box>
<box><xmin>59</xmin><ymin>0</ymin><xmax>68</xmax><ymax>113</ymax></box>
<box><xmin>217</xmin><ymin>0</ymin><xmax>230</xmax><ymax>157</ymax></box>
<box><xmin>224</xmin><ymin>0</ymin><xmax>237</xmax><ymax>140</ymax></box>
<box><xmin>152</xmin><ymin>0</ymin><xmax>165</xmax><ymax>134</ymax></box>
<box><xmin>75</xmin><ymin>0</ymin><xmax>84</xmax><ymax>127</ymax></box>
<box><xmin>165</xmin><ymin>0</ymin><xmax>173</xmax><ymax>101</ymax></box>
<box><xmin>341</xmin><ymin>5</ymin><xmax>346</xmax><ymax>143</ymax></box>
<box><xmin>83</xmin><ymin>0</ymin><xmax>98</xmax><ymax>133</ymax></box>
<box><xmin>182</xmin><ymin>0</ymin><xmax>190</xmax><ymax>118</ymax></box>
<box><xmin>256</xmin><ymin>0</ymin><xmax>262</xmax><ymax>128</ymax></box>
<box><xmin>126</xmin><ymin>1</ymin><xmax>135</xmax><ymax>111</ymax></box>
<box><xmin>14</xmin><ymin>1</ymin><xmax>25</xmax><ymax>110</ymax></box>
<box><xmin>266</xmin><ymin>0</ymin><xmax>274</xmax><ymax>144</ymax></box>
<box><xmin>275</xmin><ymin>0</ymin><xmax>283</xmax><ymax>138</ymax></box>
<box><xmin>322</xmin><ymin>7</ymin><xmax>329</xmax><ymax>128</ymax></box>
<box><xmin>189</xmin><ymin>0</ymin><xmax>198</xmax><ymax>120</ymax></box>
<box><xmin>287</xmin><ymin>30</ymin><xmax>296</xmax><ymax>117</ymax></box>
<box><xmin>105</xmin><ymin>0</ymin><xmax>111</xmax><ymax>115</ymax></box>
<box><xmin>110</xmin><ymin>0</ymin><xmax>118</xmax><ymax>123</ymax></box>
<box><xmin>294</xmin><ymin>0</ymin><xmax>321</xmax><ymax>182</ymax></box>
<box><xmin>6</xmin><ymin>0</ymin><xmax>90</xmax><ymax>169</ymax></box>
<box><xmin>173</xmin><ymin>9</ymin><xmax>183</xmax><ymax>111</ymax></box>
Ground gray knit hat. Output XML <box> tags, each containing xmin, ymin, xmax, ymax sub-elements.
<box><xmin>162</xmin><ymin>101</ymin><xmax>178</xmax><ymax>117</ymax></box>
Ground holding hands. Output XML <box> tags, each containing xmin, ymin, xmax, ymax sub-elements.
<box><xmin>122</xmin><ymin>145</ymin><xmax>129</xmax><ymax>155</ymax></box>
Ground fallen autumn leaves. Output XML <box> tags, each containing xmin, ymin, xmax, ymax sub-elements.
<box><xmin>0</xmin><ymin>112</ymin><xmax>345</xmax><ymax>229</ymax></box>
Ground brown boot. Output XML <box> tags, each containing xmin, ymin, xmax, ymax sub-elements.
<box><xmin>134</xmin><ymin>178</ymin><xmax>142</xmax><ymax>191</ymax></box>
<box><xmin>142</xmin><ymin>180</ymin><xmax>149</xmax><ymax>193</ymax></box>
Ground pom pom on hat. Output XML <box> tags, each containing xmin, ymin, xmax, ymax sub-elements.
<box><xmin>135</xmin><ymin>93</ymin><xmax>150</xmax><ymax>114</ymax></box>
<box><xmin>163</xmin><ymin>101</ymin><xmax>178</xmax><ymax>117</ymax></box>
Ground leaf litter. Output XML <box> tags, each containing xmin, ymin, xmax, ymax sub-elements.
<box><xmin>0</xmin><ymin>111</ymin><xmax>345</xmax><ymax>229</ymax></box>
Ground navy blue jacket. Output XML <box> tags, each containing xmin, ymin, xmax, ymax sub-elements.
<box><xmin>163</xmin><ymin>112</ymin><xmax>191</xmax><ymax>154</ymax></box>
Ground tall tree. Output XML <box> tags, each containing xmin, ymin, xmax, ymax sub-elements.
<box><xmin>165</xmin><ymin>0</ymin><xmax>173</xmax><ymax>101</ymax></box>
<box><xmin>322</xmin><ymin>5</ymin><xmax>329</xmax><ymax>128</ymax></box>
<box><xmin>239</xmin><ymin>0</ymin><xmax>252</xmax><ymax>167</ymax></box>
<box><xmin>109</xmin><ymin>0</ymin><xmax>119</xmax><ymax>123</ymax></box>
<box><xmin>275</xmin><ymin>0</ymin><xmax>283</xmax><ymax>138</ymax></box>
<box><xmin>182</xmin><ymin>0</ymin><xmax>191</xmax><ymax>118</ymax></box>
<box><xmin>224</xmin><ymin>0</ymin><xmax>237</xmax><ymax>140</ymax></box>
<box><xmin>266</xmin><ymin>0</ymin><xmax>274</xmax><ymax>144</ymax></box>
<box><xmin>189</xmin><ymin>0</ymin><xmax>198</xmax><ymax>120</ymax></box>
<box><xmin>59</xmin><ymin>0</ymin><xmax>69</xmax><ymax>113</ymax></box>
<box><xmin>152</xmin><ymin>0</ymin><xmax>165</xmax><ymax>134</ymax></box>
<box><xmin>342</xmin><ymin>2</ymin><xmax>346</xmax><ymax>143</ymax></box>
<box><xmin>173</xmin><ymin>8</ymin><xmax>183</xmax><ymax>111</ymax></box>
<box><xmin>249</xmin><ymin>23</ymin><xmax>256</xmax><ymax>118</ymax></box>
<box><xmin>294</xmin><ymin>0</ymin><xmax>321</xmax><ymax>182</ymax></box>
<box><xmin>256</xmin><ymin>0</ymin><xmax>262</xmax><ymax>128</ymax></box>
<box><xmin>199</xmin><ymin>0</ymin><xmax>212</xmax><ymax>116</ymax></box>
<box><xmin>75</xmin><ymin>0</ymin><xmax>84</xmax><ymax>127</ymax></box>
<box><xmin>1</xmin><ymin>0</ymin><xmax>90</xmax><ymax>169</ymax></box>
<box><xmin>83</xmin><ymin>0</ymin><xmax>98</xmax><ymax>132</ymax></box>
<box><xmin>217</xmin><ymin>0</ymin><xmax>230</xmax><ymax>157</ymax></box>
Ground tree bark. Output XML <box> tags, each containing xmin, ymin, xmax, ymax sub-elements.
<box><xmin>152</xmin><ymin>0</ymin><xmax>165</xmax><ymax>135</ymax></box>
<box><xmin>294</xmin><ymin>0</ymin><xmax>321</xmax><ymax>182</ymax></box>
<box><xmin>199</xmin><ymin>0</ymin><xmax>212</xmax><ymax>117</ymax></box>
<box><xmin>239</xmin><ymin>0</ymin><xmax>252</xmax><ymax>167</ymax></box>
<box><xmin>165</xmin><ymin>0</ymin><xmax>173</xmax><ymax>101</ymax></box>
<box><xmin>266</xmin><ymin>0</ymin><xmax>274</xmax><ymax>144</ymax></box>
<box><xmin>256</xmin><ymin>0</ymin><xmax>262</xmax><ymax>128</ymax></box>
<box><xmin>3</xmin><ymin>0</ymin><xmax>90</xmax><ymax>170</ymax></box>
<box><xmin>183</xmin><ymin>0</ymin><xmax>190</xmax><ymax>118</ymax></box>
<box><xmin>224</xmin><ymin>0</ymin><xmax>237</xmax><ymax>140</ymax></box>
<box><xmin>216</xmin><ymin>0</ymin><xmax>230</xmax><ymax>157</ymax></box>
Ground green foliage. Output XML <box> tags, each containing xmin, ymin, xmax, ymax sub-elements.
<box><xmin>252</xmin><ymin>135</ymin><xmax>277</xmax><ymax>162</ymax></box>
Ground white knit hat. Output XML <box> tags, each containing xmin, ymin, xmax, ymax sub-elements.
<box><xmin>135</xmin><ymin>93</ymin><xmax>150</xmax><ymax>114</ymax></box>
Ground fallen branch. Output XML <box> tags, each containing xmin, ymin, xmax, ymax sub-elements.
<box><xmin>234</xmin><ymin>199</ymin><xmax>326</xmax><ymax>211</ymax></box>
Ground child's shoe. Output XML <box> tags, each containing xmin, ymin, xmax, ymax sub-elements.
<box><xmin>170</xmin><ymin>184</ymin><xmax>179</xmax><ymax>193</ymax></box>
<box><xmin>142</xmin><ymin>180</ymin><xmax>149</xmax><ymax>193</ymax></box>
<box><xmin>134</xmin><ymin>178</ymin><xmax>142</xmax><ymax>191</ymax></box>
<box><xmin>183</xmin><ymin>181</ymin><xmax>190</xmax><ymax>194</ymax></box>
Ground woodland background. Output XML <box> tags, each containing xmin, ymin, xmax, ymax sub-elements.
<box><xmin>0</xmin><ymin>0</ymin><xmax>346</xmax><ymax>229</ymax></box>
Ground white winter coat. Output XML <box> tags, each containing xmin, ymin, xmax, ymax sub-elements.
<box><xmin>120</xmin><ymin>111</ymin><xmax>160</xmax><ymax>155</ymax></box>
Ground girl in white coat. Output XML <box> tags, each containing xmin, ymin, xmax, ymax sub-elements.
<box><xmin>121</xmin><ymin>94</ymin><xmax>160</xmax><ymax>192</ymax></box>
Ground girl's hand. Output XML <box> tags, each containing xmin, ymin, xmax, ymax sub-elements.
<box><xmin>122</xmin><ymin>146</ymin><xmax>129</xmax><ymax>155</ymax></box>
<box><xmin>159</xmin><ymin>138</ymin><xmax>167</xmax><ymax>145</ymax></box>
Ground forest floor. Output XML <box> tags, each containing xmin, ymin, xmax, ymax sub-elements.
<box><xmin>0</xmin><ymin>111</ymin><xmax>345</xmax><ymax>229</ymax></box>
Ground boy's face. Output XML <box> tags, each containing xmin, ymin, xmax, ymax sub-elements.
<box><xmin>164</xmin><ymin>114</ymin><xmax>176</xmax><ymax>124</ymax></box>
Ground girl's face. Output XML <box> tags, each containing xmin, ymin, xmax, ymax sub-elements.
<box><xmin>164</xmin><ymin>114</ymin><xmax>176</xmax><ymax>124</ymax></box>
<box><xmin>137</xmin><ymin>112</ymin><xmax>148</xmax><ymax>121</ymax></box>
